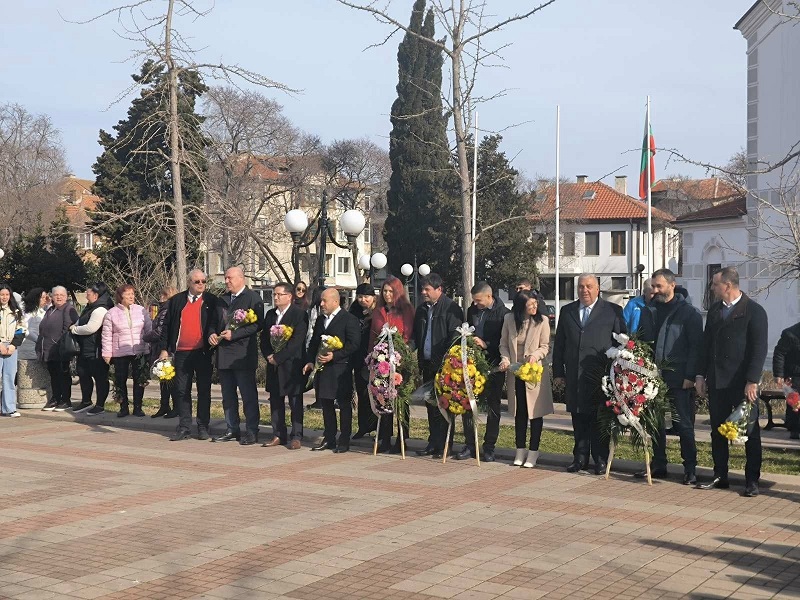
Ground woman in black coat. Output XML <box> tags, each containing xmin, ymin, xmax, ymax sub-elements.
<box><xmin>144</xmin><ymin>286</ymin><xmax>179</xmax><ymax>418</ymax></box>
<box><xmin>37</xmin><ymin>286</ymin><xmax>79</xmax><ymax>411</ymax></box>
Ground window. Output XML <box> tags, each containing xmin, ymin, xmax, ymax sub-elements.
<box><xmin>325</xmin><ymin>254</ymin><xmax>333</xmax><ymax>277</ymax></box>
<box><xmin>258</xmin><ymin>254</ymin><xmax>267</xmax><ymax>271</ymax></box>
<box><xmin>563</xmin><ymin>232</ymin><xmax>575</xmax><ymax>256</ymax></box>
<box><xmin>79</xmin><ymin>231</ymin><xmax>94</xmax><ymax>250</ymax></box>
<box><xmin>584</xmin><ymin>232</ymin><xmax>599</xmax><ymax>256</ymax></box>
<box><xmin>610</xmin><ymin>276</ymin><xmax>627</xmax><ymax>290</ymax></box>
<box><xmin>611</xmin><ymin>231</ymin><xmax>626</xmax><ymax>256</ymax></box>
<box><xmin>337</xmin><ymin>256</ymin><xmax>350</xmax><ymax>274</ymax></box>
<box><xmin>559</xmin><ymin>277</ymin><xmax>575</xmax><ymax>301</ymax></box>
<box><xmin>364</xmin><ymin>221</ymin><xmax>371</xmax><ymax>243</ymax></box>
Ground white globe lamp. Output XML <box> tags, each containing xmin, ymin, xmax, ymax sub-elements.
<box><xmin>358</xmin><ymin>254</ymin><xmax>371</xmax><ymax>271</ymax></box>
<box><xmin>370</xmin><ymin>253</ymin><xmax>388</xmax><ymax>270</ymax></box>
<box><xmin>0</xmin><ymin>249</ymin><xmax>4</xmax><ymax>260</ymax></box>
<box><xmin>400</xmin><ymin>263</ymin><xmax>413</xmax><ymax>277</ymax></box>
<box><xmin>339</xmin><ymin>210</ymin><xmax>366</xmax><ymax>239</ymax></box>
<box><xmin>284</xmin><ymin>209</ymin><xmax>309</xmax><ymax>235</ymax></box>
<box><xmin>418</xmin><ymin>263</ymin><xmax>431</xmax><ymax>277</ymax></box>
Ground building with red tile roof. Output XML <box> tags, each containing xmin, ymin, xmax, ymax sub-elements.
<box><xmin>651</xmin><ymin>177</ymin><xmax>745</xmax><ymax>218</ymax></box>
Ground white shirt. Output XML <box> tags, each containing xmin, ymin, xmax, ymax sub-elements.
<box><xmin>722</xmin><ymin>293</ymin><xmax>743</xmax><ymax>309</ymax></box>
<box><xmin>580</xmin><ymin>298</ymin><xmax>599</xmax><ymax>324</ymax></box>
<box><xmin>324</xmin><ymin>307</ymin><xmax>341</xmax><ymax>329</ymax></box>
<box><xmin>275</xmin><ymin>306</ymin><xmax>288</xmax><ymax>325</ymax></box>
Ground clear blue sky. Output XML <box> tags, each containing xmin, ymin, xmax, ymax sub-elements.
<box><xmin>0</xmin><ymin>0</ymin><xmax>751</xmax><ymax>190</ymax></box>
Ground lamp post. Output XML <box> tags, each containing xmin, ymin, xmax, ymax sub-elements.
<box><xmin>400</xmin><ymin>259</ymin><xmax>430</xmax><ymax>306</ymax></box>
<box><xmin>358</xmin><ymin>252</ymin><xmax>387</xmax><ymax>290</ymax></box>
<box><xmin>284</xmin><ymin>190</ymin><xmax>365</xmax><ymax>289</ymax></box>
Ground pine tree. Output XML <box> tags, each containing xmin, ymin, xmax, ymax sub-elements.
<box><xmin>385</xmin><ymin>1</ymin><xmax>459</xmax><ymax>288</ymax></box>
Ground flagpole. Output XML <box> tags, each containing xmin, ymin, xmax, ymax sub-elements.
<box><xmin>646</xmin><ymin>96</ymin><xmax>653</xmax><ymax>278</ymax></box>
<box><xmin>471</xmin><ymin>110</ymin><xmax>478</xmax><ymax>291</ymax></box>
<box><xmin>555</xmin><ymin>105</ymin><xmax>560</xmax><ymax>330</ymax></box>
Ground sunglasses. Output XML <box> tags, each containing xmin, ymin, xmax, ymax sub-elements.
<box><xmin>296</xmin><ymin>287</ymin><xmax>306</xmax><ymax>292</ymax></box>
<box><xmin>193</xmin><ymin>279</ymin><xmax>207</xmax><ymax>284</ymax></box>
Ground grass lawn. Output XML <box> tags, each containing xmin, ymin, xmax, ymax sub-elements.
<box><xmin>116</xmin><ymin>397</ymin><xmax>800</xmax><ymax>476</ymax></box>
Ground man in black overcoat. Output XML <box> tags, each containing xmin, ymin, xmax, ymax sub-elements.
<box><xmin>412</xmin><ymin>273</ymin><xmax>464</xmax><ymax>458</ymax></box>
<box><xmin>209</xmin><ymin>266</ymin><xmax>264</xmax><ymax>446</ymax></box>
<box><xmin>304</xmin><ymin>288</ymin><xmax>361</xmax><ymax>453</ymax></box>
<box><xmin>260</xmin><ymin>282</ymin><xmax>308</xmax><ymax>450</ymax></box>
<box><xmin>553</xmin><ymin>273</ymin><xmax>626</xmax><ymax>474</ymax></box>
<box><xmin>773</xmin><ymin>322</ymin><xmax>800</xmax><ymax>440</ymax></box>
<box><xmin>696</xmin><ymin>267</ymin><xmax>768</xmax><ymax>497</ymax></box>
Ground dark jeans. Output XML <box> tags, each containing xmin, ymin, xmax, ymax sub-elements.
<box><xmin>320</xmin><ymin>396</ymin><xmax>352</xmax><ymax>446</ymax></box>
<box><xmin>354</xmin><ymin>368</ymin><xmax>377</xmax><ymax>434</ymax></box>
<box><xmin>786</xmin><ymin>397</ymin><xmax>799</xmax><ymax>434</ymax></box>
<box><xmin>421</xmin><ymin>360</ymin><xmax>449</xmax><ymax>451</ymax></box>
<box><xmin>709</xmin><ymin>387</ymin><xmax>761</xmax><ymax>483</ymax></box>
<box><xmin>174</xmin><ymin>349</ymin><xmax>212</xmax><ymax>432</ymax></box>
<box><xmin>515</xmin><ymin>378</ymin><xmax>544</xmax><ymax>450</ymax></box>
<box><xmin>47</xmin><ymin>360</ymin><xmax>73</xmax><ymax>405</ymax></box>
<box><xmin>270</xmin><ymin>393</ymin><xmax>303</xmax><ymax>443</ymax></box>
<box><xmin>112</xmin><ymin>356</ymin><xmax>145</xmax><ymax>407</ymax></box>
<box><xmin>463</xmin><ymin>372</ymin><xmax>504</xmax><ymax>451</ymax></box>
<box><xmin>158</xmin><ymin>381</ymin><xmax>174</xmax><ymax>411</ymax></box>
<box><xmin>653</xmin><ymin>387</ymin><xmax>697</xmax><ymax>473</ymax></box>
<box><xmin>219</xmin><ymin>368</ymin><xmax>260</xmax><ymax>435</ymax></box>
<box><xmin>571</xmin><ymin>411</ymin><xmax>608</xmax><ymax>465</ymax></box>
<box><xmin>76</xmin><ymin>356</ymin><xmax>110</xmax><ymax>407</ymax></box>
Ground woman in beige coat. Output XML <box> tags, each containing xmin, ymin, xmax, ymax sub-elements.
<box><xmin>499</xmin><ymin>291</ymin><xmax>554</xmax><ymax>468</ymax></box>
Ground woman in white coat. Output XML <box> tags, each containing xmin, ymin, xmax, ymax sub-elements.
<box><xmin>499</xmin><ymin>290</ymin><xmax>554</xmax><ymax>468</ymax></box>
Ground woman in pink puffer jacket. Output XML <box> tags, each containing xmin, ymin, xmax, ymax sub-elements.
<box><xmin>102</xmin><ymin>285</ymin><xmax>152</xmax><ymax>418</ymax></box>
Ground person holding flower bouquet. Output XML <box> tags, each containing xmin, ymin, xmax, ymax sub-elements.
<box><xmin>260</xmin><ymin>282</ymin><xmax>308</xmax><ymax>450</ymax></box>
<box><xmin>499</xmin><ymin>290</ymin><xmax>553</xmax><ymax>468</ymax></box>
<box><xmin>772</xmin><ymin>321</ymin><xmax>800</xmax><ymax>440</ymax></box>
<box><xmin>303</xmin><ymin>288</ymin><xmax>360</xmax><ymax>453</ymax></box>
<box><xmin>351</xmin><ymin>283</ymin><xmax>378</xmax><ymax>441</ymax></box>
<box><xmin>696</xmin><ymin>267</ymin><xmax>767</xmax><ymax>496</ymax></box>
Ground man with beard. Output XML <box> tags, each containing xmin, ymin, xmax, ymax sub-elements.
<box><xmin>639</xmin><ymin>269</ymin><xmax>703</xmax><ymax>484</ymax></box>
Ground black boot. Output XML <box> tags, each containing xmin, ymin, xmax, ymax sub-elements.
<box><xmin>132</xmin><ymin>402</ymin><xmax>145</xmax><ymax>417</ymax></box>
<box><xmin>151</xmin><ymin>406</ymin><xmax>169</xmax><ymax>418</ymax></box>
<box><xmin>117</xmin><ymin>402</ymin><xmax>130</xmax><ymax>418</ymax></box>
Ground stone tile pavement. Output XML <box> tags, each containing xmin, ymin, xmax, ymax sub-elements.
<box><xmin>1</xmin><ymin>418</ymin><xmax>799</xmax><ymax>600</ymax></box>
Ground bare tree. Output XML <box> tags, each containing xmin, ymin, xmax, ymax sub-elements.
<box><xmin>337</xmin><ymin>0</ymin><xmax>557</xmax><ymax>295</ymax></box>
<box><xmin>0</xmin><ymin>103</ymin><xmax>68</xmax><ymax>248</ymax></box>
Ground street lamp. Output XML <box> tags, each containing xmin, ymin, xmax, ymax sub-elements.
<box><xmin>357</xmin><ymin>252</ymin><xmax>388</xmax><ymax>289</ymax></box>
<box><xmin>283</xmin><ymin>190</ymin><xmax>365</xmax><ymax>289</ymax></box>
<box><xmin>400</xmin><ymin>259</ymin><xmax>430</xmax><ymax>306</ymax></box>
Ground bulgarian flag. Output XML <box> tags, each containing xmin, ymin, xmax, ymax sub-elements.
<box><xmin>639</xmin><ymin>118</ymin><xmax>655</xmax><ymax>199</ymax></box>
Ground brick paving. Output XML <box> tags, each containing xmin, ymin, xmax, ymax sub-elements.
<box><xmin>1</xmin><ymin>418</ymin><xmax>799</xmax><ymax>600</ymax></box>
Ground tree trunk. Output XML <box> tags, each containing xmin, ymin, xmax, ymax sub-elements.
<box><xmin>165</xmin><ymin>0</ymin><xmax>188</xmax><ymax>289</ymax></box>
<box><xmin>450</xmin><ymin>41</ymin><xmax>472</xmax><ymax>298</ymax></box>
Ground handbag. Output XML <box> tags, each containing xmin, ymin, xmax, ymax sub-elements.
<box><xmin>57</xmin><ymin>330</ymin><xmax>81</xmax><ymax>360</ymax></box>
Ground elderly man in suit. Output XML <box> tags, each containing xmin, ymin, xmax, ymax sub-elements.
<box><xmin>260</xmin><ymin>282</ymin><xmax>308</xmax><ymax>450</ymax></box>
<box><xmin>303</xmin><ymin>288</ymin><xmax>361</xmax><ymax>453</ymax></box>
<box><xmin>696</xmin><ymin>267</ymin><xmax>768</xmax><ymax>497</ymax></box>
<box><xmin>209</xmin><ymin>267</ymin><xmax>264</xmax><ymax>446</ymax></box>
<box><xmin>160</xmin><ymin>269</ymin><xmax>219</xmax><ymax>441</ymax></box>
<box><xmin>553</xmin><ymin>273</ymin><xmax>626</xmax><ymax>474</ymax></box>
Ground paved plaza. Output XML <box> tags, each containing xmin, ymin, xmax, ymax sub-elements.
<box><xmin>1</xmin><ymin>417</ymin><xmax>799</xmax><ymax>600</ymax></box>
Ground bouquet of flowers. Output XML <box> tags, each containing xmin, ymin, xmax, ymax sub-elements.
<box><xmin>306</xmin><ymin>334</ymin><xmax>344</xmax><ymax>386</ymax></box>
<box><xmin>366</xmin><ymin>326</ymin><xmax>417</xmax><ymax>416</ymax></box>
<box><xmin>513</xmin><ymin>361</ymin><xmax>544</xmax><ymax>385</ymax></box>
<box><xmin>434</xmin><ymin>326</ymin><xmax>490</xmax><ymax>415</ymax></box>
<box><xmin>600</xmin><ymin>333</ymin><xmax>668</xmax><ymax>451</ymax></box>
<box><xmin>151</xmin><ymin>356</ymin><xmax>176</xmax><ymax>382</ymax></box>
<box><xmin>784</xmin><ymin>385</ymin><xmax>800</xmax><ymax>413</ymax></box>
<box><xmin>717</xmin><ymin>401</ymin><xmax>753</xmax><ymax>445</ymax></box>
<box><xmin>269</xmin><ymin>324</ymin><xmax>294</xmax><ymax>355</ymax></box>
<box><xmin>227</xmin><ymin>308</ymin><xmax>258</xmax><ymax>331</ymax></box>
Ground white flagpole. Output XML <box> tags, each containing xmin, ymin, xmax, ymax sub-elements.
<box><xmin>555</xmin><ymin>105</ymin><xmax>560</xmax><ymax>330</ymax></box>
<box><xmin>646</xmin><ymin>96</ymin><xmax>653</xmax><ymax>277</ymax></box>
<box><xmin>471</xmin><ymin>111</ymin><xmax>478</xmax><ymax>291</ymax></box>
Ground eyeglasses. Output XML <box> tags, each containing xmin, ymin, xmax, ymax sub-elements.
<box><xmin>193</xmin><ymin>279</ymin><xmax>207</xmax><ymax>284</ymax></box>
<box><xmin>515</xmin><ymin>287</ymin><xmax>525</xmax><ymax>292</ymax></box>
<box><xmin>296</xmin><ymin>287</ymin><xmax>306</xmax><ymax>293</ymax></box>
<box><xmin>274</xmin><ymin>292</ymin><xmax>291</xmax><ymax>297</ymax></box>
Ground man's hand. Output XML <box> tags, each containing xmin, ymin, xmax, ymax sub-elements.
<box><xmin>318</xmin><ymin>351</ymin><xmax>333</xmax><ymax>364</ymax></box>
<box><xmin>695</xmin><ymin>376</ymin><xmax>706</xmax><ymax>397</ymax></box>
<box><xmin>208</xmin><ymin>333</ymin><xmax>219</xmax><ymax>346</ymax></box>
<box><xmin>776</xmin><ymin>377</ymin><xmax>789</xmax><ymax>387</ymax></box>
<box><xmin>553</xmin><ymin>377</ymin><xmax>566</xmax><ymax>387</ymax></box>
<box><xmin>0</xmin><ymin>346</ymin><xmax>7</xmax><ymax>356</ymax></box>
<box><xmin>473</xmin><ymin>337</ymin><xmax>487</xmax><ymax>350</ymax></box>
<box><xmin>267</xmin><ymin>354</ymin><xmax>276</xmax><ymax>365</ymax></box>
<box><xmin>745</xmin><ymin>382</ymin><xmax>759</xmax><ymax>404</ymax></box>
<box><xmin>159</xmin><ymin>350</ymin><xmax>168</xmax><ymax>360</ymax></box>
<box><xmin>220</xmin><ymin>330</ymin><xmax>232</xmax><ymax>341</ymax></box>
<box><xmin>302</xmin><ymin>362</ymin><xmax>313</xmax><ymax>375</ymax></box>
<box><xmin>7</xmin><ymin>344</ymin><xmax>16</xmax><ymax>355</ymax></box>
<box><xmin>682</xmin><ymin>379</ymin><xmax>694</xmax><ymax>390</ymax></box>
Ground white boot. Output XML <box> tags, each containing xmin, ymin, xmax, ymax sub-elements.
<box><xmin>513</xmin><ymin>448</ymin><xmax>526</xmax><ymax>466</ymax></box>
<box><xmin>522</xmin><ymin>450</ymin><xmax>539</xmax><ymax>468</ymax></box>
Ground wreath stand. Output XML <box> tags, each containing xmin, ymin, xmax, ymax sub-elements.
<box><xmin>604</xmin><ymin>437</ymin><xmax>652</xmax><ymax>485</ymax></box>
<box><xmin>441</xmin><ymin>411</ymin><xmax>481</xmax><ymax>466</ymax></box>
<box><xmin>372</xmin><ymin>410</ymin><xmax>406</xmax><ymax>460</ymax></box>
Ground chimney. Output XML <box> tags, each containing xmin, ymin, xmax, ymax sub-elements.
<box><xmin>614</xmin><ymin>175</ymin><xmax>627</xmax><ymax>195</ymax></box>
<box><xmin>576</xmin><ymin>174</ymin><xmax>588</xmax><ymax>184</ymax></box>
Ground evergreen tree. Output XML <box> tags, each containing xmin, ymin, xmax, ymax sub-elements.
<box><xmin>91</xmin><ymin>61</ymin><xmax>207</xmax><ymax>284</ymax></box>
<box><xmin>385</xmin><ymin>0</ymin><xmax>459</xmax><ymax>288</ymax></box>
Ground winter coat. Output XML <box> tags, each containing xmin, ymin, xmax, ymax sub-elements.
<box><xmin>369</xmin><ymin>303</ymin><xmax>414</xmax><ymax>348</ymax></box>
<box><xmin>500</xmin><ymin>313</ymin><xmax>554</xmax><ymax>420</ymax></box>
<box><xmin>37</xmin><ymin>303</ymin><xmax>79</xmax><ymax>361</ymax></box>
<box><xmin>0</xmin><ymin>304</ymin><xmax>26</xmax><ymax>348</ymax></box>
<box><xmin>773</xmin><ymin>322</ymin><xmax>800</xmax><ymax>380</ymax></box>
<box><xmin>19</xmin><ymin>308</ymin><xmax>46</xmax><ymax>360</ymax></box>
<box><xmin>101</xmin><ymin>303</ymin><xmax>152</xmax><ymax>358</ymax></box>
<box><xmin>466</xmin><ymin>298</ymin><xmax>510</xmax><ymax>365</ymax></box>
<box><xmin>71</xmin><ymin>292</ymin><xmax>114</xmax><ymax>359</ymax></box>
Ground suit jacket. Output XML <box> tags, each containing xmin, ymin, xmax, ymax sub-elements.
<box><xmin>552</xmin><ymin>298</ymin><xmax>626</xmax><ymax>414</ymax></box>
<box><xmin>412</xmin><ymin>294</ymin><xmax>464</xmax><ymax>370</ymax></box>
<box><xmin>159</xmin><ymin>290</ymin><xmax>219</xmax><ymax>354</ymax></box>
<box><xmin>214</xmin><ymin>287</ymin><xmax>264</xmax><ymax>371</ymax></box>
<box><xmin>307</xmin><ymin>308</ymin><xmax>361</xmax><ymax>399</ymax></box>
<box><xmin>699</xmin><ymin>293</ymin><xmax>768</xmax><ymax>391</ymax></box>
<box><xmin>773</xmin><ymin>322</ymin><xmax>800</xmax><ymax>380</ymax></box>
<box><xmin>639</xmin><ymin>296</ymin><xmax>703</xmax><ymax>388</ymax></box>
<box><xmin>466</xmin><ymin>298</ymin><xmax>510</xmax><ymax>365</ymax></box>
<box><xmin>260</xmin><ymin>304</ymin><xmax>308</xmax><ymax>396</ymax></box>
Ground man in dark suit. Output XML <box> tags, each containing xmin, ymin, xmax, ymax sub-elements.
<box><xmin>553</xmin><ymin>273</ymin><xmax>626</xmax><ymax>474</ymax></box>
<box><xmin>260</xmin><ymin>282</ymin><xmax>308</xmax><ymax>450</ymax></box>
<box><xmin>209</xmin><ymin>266</ymin><xmax>264</xmax><ymax>446</ymax></box>
<box><xmin>696</xmin><ymin>267</ymin><xmax>768</xmax><ymax>497</ymax></box>
<box><xmin>458</xmin><ymin>281</ymin><xmax>509</xmax><ymax>462</ymax></box>
<box><xmin>412</xmin><ymin>273</ymin><xmax>464</xmax><ymax>458</ymax></box>
<box><xmin>160</xmin><ymin>269</ymin><xmax>219</xmax><ymax>441</ymax></box>
<box><xmin>639</xmin><ymin>268</ymin><xmax>703</xmax><ymax>484</ymax></box>
<box><xmin>303</xmin><ymin>288</ymin><xmax>360</xmax><ymax>453</ymax></box>
<box><xmin>773</xmin><ymin>322</ymin><xmax>800</xmax><ymax>440</ymax></box>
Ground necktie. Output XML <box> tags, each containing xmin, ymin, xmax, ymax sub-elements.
<box><xmin>189</xmin><ymin>295</ymin><xmax>195</xmax><ymax>303</ymax></box>
<box><xmin>582</xmin><ymin>306</ymin><xmax>591</xmax><ymax>327</ymax></box>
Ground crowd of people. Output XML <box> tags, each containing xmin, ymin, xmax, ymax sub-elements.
<box><xmin>0</xmin><ymin>264</ymin><xmax>794</xmax><ymax>496</ymax></box>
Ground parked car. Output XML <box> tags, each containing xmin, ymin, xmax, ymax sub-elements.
<box><xmin>545</xmin><ymin>304</ymin><xmax>556</xmax><ymax>326</ymax></box>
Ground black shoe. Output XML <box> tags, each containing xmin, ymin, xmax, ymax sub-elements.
<box><xmin>72</xmin><ymin>402</ymin><xmax>92</xmax><ymax>413</ymax></box>
<box><xmin>594</xmin><ymin>461</ymin><xmax>607</xmax><ymax>475</ymax></box>
<box><xmin>212</xmin><ymin>431</ymin><xmax>240</xmax><ymax>443</ymax></box>
<box><xmin>334</xmin><ymin>445</ymin><xmax>350</xmax><ymax>454</ymax></box>
<box><xmin>432</xmin><ymin>451</ymin><xmax>444</xmax><ymax>459</ymax></box>
<box><xmin>388</xmin><ymin>441</ymin><xmax>403</xmax><ymax>455</ymax></box>
<box><xmin>54</xmin><ymin>402</ymin><xmax>71</xmax><ymax>412</ymax></box>
<box><xmin>311</xmin><ymin>442</ymin><xmax>336</xmax><ymax>451</ymax></box>
<box><xmin>744</xmin><ymin>481</ymin><xmax>760</xmax><ymax>497</ymax></box>
<box><xmin>455</xmin><ymin>447</ymin><xmax>475</xmax><ymax>460</ymax></box>
<box><xmin>170</xmin><ymin>429</ymin><xmax>191</xmax><ymax>441</ymax></box>
<box><xmin>566</xmin><ymin>461</ymin><xmax>586</xmax><ymax>473</ymax></box>
<box><xmin>85</xmin><ymin>405</ymin><xmax>105</xmax><ymax>416</ymax></box>
<box><xmin>416</xmin><ymin>446</ymin><xmax>436</xmax><ymax>457</ymax></box>
<box><xmin>376</xmin><ymin>440</ymin><xmax>392</xmax><ymax>454</ymax></box>
<box><xmin>307</xmin><ymin>401</ymin><xmax>322</xmax><ymax>410</ymax></box>
<box><xmin>683</xmin><ymin>472</ymin><xmax>697</xmax><ymax>485</ymax></box>
<box><xmin>634</xmin><ymin>469</ymin><xmax>668</xmax><ymax>479</ymax></box>
<box><xmin>240</xmin><ymin>431</ymin><xmax>258</xmax><ymax>445</ymax></box>
<box><xmin>697</xmin><ymin>476</ymin><xmax>730</xmax><ymax>490</ymax></box>
<box><xmin>351</xmin><ymin>430</ymin><xmax>369</xmax><ymax>440</ymax></box>
<box><xmin>42</xmin><ymin>399</ymin><xmax>57</xmax><ymax>411</ymax></box>
<box><xmin>196</xmin><ymin>427</ymin><xmax>210</xmax><ymax>441</ymax></box>
<box><xmin>151</xmin><ymin>407</ymin><xmax>169</xmax><ymax>418</ymax></box>
<box><xmin>117</xmin><ymin>404</ymin><xmax>130</xmax><ymax>418</ymax></box>
<box><xmin>132</xmin><ymin>407</ymin><xmax>146</xmax><ymax>417</ymax></box>
<box><xmin>482</xmin><ymin>449</ymin><xmax>496</xmax><ymax>462</ymax></box>
<box><xmin>164</xmin><ymin>410</ymin><xmax>179</xmax><ymax>419</ymax></box>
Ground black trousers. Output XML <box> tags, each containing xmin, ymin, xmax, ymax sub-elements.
<box><xmin>76</xmin><ymin>356</ymin><xmax>110</xmax><ymax>407</ymax></box>
<box><xmin>174</xmin><ymin>349</ymin><xmax>212</xmax><ymax>432</ymax></box>
<box><xmin>571</xmin><ymin>411</ymin><xmax>608</xmax><ymax>465</ymax></box>
<box><xmin>786</xmin><ymin>396</ymin><xmax>799</xmax><ymax>434</ymax></box>
<box><xmin>354</xmin><ymin>367</ymin><xmax>377</xmax><ymax>434</ymax></box>
<box><xmin>709</xmin><ymin>387</ymin><xmax>761</xmax><ymax>483</ymax></box>
<box><xmin>270</xmin><ymin>393</ymin><xmax>303</xmax><ymax>443</ymax></box>
<box><xmin>46</xmin><ymin>360</ymin><xmax>73</xmax><ymax>406</ymax></box>
<box><xmin>463</xmin><ymin>372</ymin><xmax>505</xmax><ymax>451</ymax></box>
<box><xmin>421</xmin><ymin>360</ymin><xmax>449</xmax><ymax>451</ymax></box>
<box><xmin>653</xmin><ymin>387</ymin><xmax>697</xmax><ymax>473</ymax></box>
<box><xmin>112</xmin><ymin>356</ymin><xmax>145</xmax><ymax>407</ymax></box>
<box><xmin>219</xmin><ymin>368</ymin><xmax>260</xmax><ymax>435</ymax></box>
<box><xmin>320</xmin><ymin>396</ymin><xmax>352</xmax><ymax>446</ymax></box>
<box><xmin>158</xmin><ymin>381</ymin><xmax>173</xmax><ymax>411</ymax></box>
<box><xmin>515</xmin><ymin>378</ymin><xmax>544</xmax><ymax>450</ymax></box>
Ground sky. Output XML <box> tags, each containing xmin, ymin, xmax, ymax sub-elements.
<box><xmin>0</xmin><ymin>0</ymin><xmax>753</xmax><ymax>191</ymax></box>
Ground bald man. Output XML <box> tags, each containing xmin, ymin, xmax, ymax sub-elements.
<box><xmin>303</xmin><ymin>288</ymin><xmax>361</xmax><ymax>453</ymax></box>
<box><xmin>210</xmin><ymin>267</ymin><xmax>264</xmax><ymax>445</ymax></box>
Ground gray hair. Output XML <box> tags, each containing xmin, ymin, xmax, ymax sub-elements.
<box><xmin>641</xmin><ymin>278</ymin><xmax>653</xmax><ymax>292</ymax></box>
<box><xmin>717</xmin><ymin>266</ymin><xmax>739</xmax><ymax>287</ymax></box>
<box><xmin>51</xmin><ymin>286</ymin><xmax>67</xmax><ymax>296</ymax></box>
<box><xmin>188</xmin><ymin>268</ymin><xmax>206</xmax><ymax>280</ymax></box>
<box><xmin>577</xmin><ymin>273</ymin><xmax>599</xmax><ymax>286</ymax></box>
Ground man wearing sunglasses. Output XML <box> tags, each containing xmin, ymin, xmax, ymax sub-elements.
<box><xmin>159</xmin><ymin>269</ymin><xmax>219</xmax><ymax>441</ymax></box>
